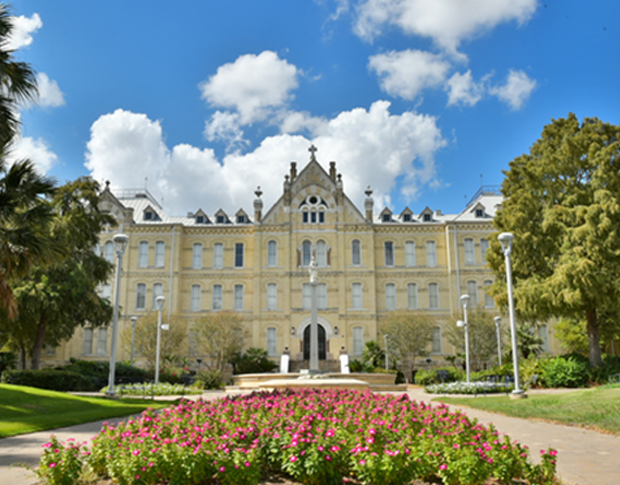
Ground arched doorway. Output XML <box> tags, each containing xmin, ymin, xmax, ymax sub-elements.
<box><xmin>303</xmin><ymin>324</ymin><xmax>326</xmax><ymax>360</ymax></box>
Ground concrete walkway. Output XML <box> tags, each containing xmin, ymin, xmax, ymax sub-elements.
<box><xmin>1</xmin><ymin>389</ymin><xmax>618</xmax><ymax>485</ymax></box>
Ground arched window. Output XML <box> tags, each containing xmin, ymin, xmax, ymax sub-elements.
<box><xmin>316</xmin><ymin>240</ymin><xmax>327</xmax><ymax>267</ymax></box>
<box><xmin>190</xmin><ymin>284</ymin><xmax>201</xmax><ymax>312</ymax></box>
<box><xmin>426</xmin><ymin>241</ymin><xmax>437</xmax><ymax>267</ymax></box>
<box><xmin>302</xmin><ymin>240</ymin><xmax>312</xmax><ymax>266</ymax></box>
<box><xmin>407</xmin><ymin>283</ymin><xmax>418</xmax><ymax>310</ymax></box>
<box><xmin>351</xmin><ymin>283</ymin><xmax>363</xmax><ymax>309</ymax></box>
<box><xmin>152</xmin><ymin>283</ymin><xmax>163</xmax><ymax>309</ymax></box>
<box><xmin>154</xmin><ymin>241</ymin><xmax>165</xmax><ymax>267</ymax></box>
<box><xmin>103</xmin><ymin>241</ymin><xmax>114</xmax><ymax>263</ymax></box>
<box><xmin>467</xmin><ymin>280</ymin><xmax>478</xmax><ymax>307</ymax></box>
<box><xmin>464</xmin><ymin>238</ymin><xmax>475</xmax><ymax>265</ymax></box>
<box><xmin>266</xmin><ymin>327</ymin><xmax>277</xmax><ymax>356</ymax></box>
<box><xmin>267</xmin><ymin>240</ymin><xmax>277</xmax><ymax>267</ymax></box>
<box><xmin>192</xmin><ymin>243</ymin><xmax>203</xmax><ymax>269</ymax></box>
<box><xmin>353</xmin><ymin>327</ymin><xmax>364</xmax><ymax>355</ymax></box>
<box><xmin>385</xmin><ymin>283</ymin><xmax>396</xmax><ymax>310</ymax></box>
<box><xmin>405</xmin><ymin>241</ymin><xmax>416</xmax><ymax>267</ymax></box>
<box><xmin>138</xmin><ymin>241</ymin><xmax>149</xmax><ymax>268</ymax></box>
<box><xmin>428</xmin><ymin>283</ymin><xmax>439</xmax><ymax>309</ymax></box>
<box><xmin>351</xmin><ymin>239</ymin><xmax>361</xmax><ymax>265</ymax></box>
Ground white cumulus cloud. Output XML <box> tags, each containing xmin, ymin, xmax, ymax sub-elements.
<box><xmin>35</xmin><ymin>73</ymin><xmax>65</xmax><ymax>108</ymax></box>
<box><xmin>354</xmin><ymin>0</ymin><xmax>537</xmax><ymax>56</ymax></box>
<box><xmin>204</xmin><ymin>111</ymin><xmax>246</xmax><ymax>148</ymax></box>
<box><xmin>369</xmin><ymin>49</ymin><xmax>450</xmax><ymax>100</ymax></box>
<box><xmin>199</xmin><ymin>51</ymin><xmax>299</xmax><ymax>125</ymax></box>
<box><xmin>445</xmin><ymin>70</ymin><xmax>485</xmax><ymax>107</ymax></box>
<box><xmin>85</xmin><ymin>102</ymin><xmax>445</xmax><ymax>216</ymax></box>
<box><xmin>6</xmin><ymin>13</ymin><xmax>42</xmax><ymax>50</ymax></box>
<box><xmin>490</xmin><ymin>69</ymin><xmax>536</xmax><ymax>110</ymax></box>
<box><xmin>9</xmin><ymin>135</ymin><xmax>58</xmax><ymax>173</ymax></box>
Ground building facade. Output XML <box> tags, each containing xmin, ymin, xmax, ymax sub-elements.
<box><xmin>44</xmin><ymin>149</ymin><xmax>559</xmax><ymax>368</ymax></box>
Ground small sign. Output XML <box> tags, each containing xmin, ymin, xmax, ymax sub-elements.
<box><xmin>161</xmin><ymin>324</ymin><xmax>170</xmax><ymax>331</ymax></box>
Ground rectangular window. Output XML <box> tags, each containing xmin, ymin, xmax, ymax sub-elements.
<box><xmin>538</xmin><ymin>324</ymin><xmax>550</xmax><ymax>352</ymax></box>
<box><xmin>353</xmin><ymin>327</ymin><xmax>364</xmax><ymax>356</ymax></box>
<box><xmin>431</xmin><ymin>327</ymin><xmax>442</xmax><ymax>354</ymax></box>
<box><xmin>267</xmin><ymin>283</ymin><xmax>277</xmax><ymax>310</ymax></box>
<box><xmin>428</xmin><ymin>283</ymin><xmax>439</xmax><ymax>309</ymax></box>
<box><xmin>317</xmin><ymin>283</ymin><xmax>327</xmax><ymax>309</ymax></box>
<box><xmin>191</xmin><ymin>284</ymin><xmax>201</xmax><ymax>312</ymax></box>
<box><xmin>385</xmin><ymin>283</ymin><xmax>396</xmax><ymax>310</ymax></box>
<box><xmin>310</xmin><ymin>211</ymin><xmax>317</xmax><ymax>223</ymax></box>
<box><xmin>266</xmin><ymin>327</ymin><xmax>277</xmax><ymax>356</ymax></box>
<box><xmin>426</xmin><ymin>241</ymin><xmax>437</xmax><ymax>267</ymax></box>
<box><xmin>152</xmin><ymin>283</ymin><xmax>163</xmax><ymax>309</ymax></box>
<box><xmin>316</xmin><ymin>241</ymin><xmax>327</xmax><ymax>267</ymax></box>
<box><xmin>384</xmin><ymin>241</ymin><xmax>394</xmax><ymax>266</ymax></box>
<box><xmin>82</xmin><ymin>328</ymin><xmax>93</xmax><ymax>355</ymax></box>
<box><xmin>351</xmin><ymin>283</ymin><xmax>362</xmax><ymax>309</ymax></box>
<box><xmin>234</xmin><ymin>284</ymin><xmax>244</xmax><ymax>311</ymax></box>
<box><xmin>466</xmin><ymin>280</ymin><xmax>478</xmax><ymax>308</ymax></box>
<box><xmin>318</xmin><ymin>212</ymin><xmax>325</xmax><ymax>223</ymax></box>
<box><xmin>464</xmin><ymin>238</ymin><xmax>475</xmax><ymax>265</ymax></box>
<box><xmin>351</xmin><ymin>240</ymin><xmax>361</xmax><ymax>265</ymax></box>
<box><xmin>405</xmin><ymin>241</ymin><xmax>416</xmax><ymax>267</ymax></box>
<box><xmin>213</xmin><ymin>243</ymin><xmax>223</xmax><ymax>269</ymax></box>
<box><xmin>480</xmin><ymin>238</ymin><xmax>490</xmax><ymax>263</ymax></box>
<box><xmin>138</xmin><ymin>241</ymin><xmax>149</xmax><ymax>268</ymax></box>
<box><xmin>100</xmin><ymin>283</ymin><xmax>111</xmax><ymax>301</ymax></box>
<box><xmin>267</xmin><ymin>240</ymin><xmax>277</xmax><ymax>266</ymax></box>
<box><xmin>136</xmin><ymin>283</ymin><xmax>146</xmax><ymax>310</ymax></box>
<box><xmin>234</xmin><ymin>243</ymin><xmax>244</xmax><ymax>268</ymax></box>
<box><xmin>97</xmin><ymin>327</ymin><xmax>108</xmax><ymax>355</ymax></box>
<box><xmin>103</xmin><ymin>241</ymin><xmax>114</xmax><ymax>263</ymax></box>
<box><xmin>407</xmin><ymin>283</ymin><xmax>418</xmax><ymax>310</ymax></box>
<box><xmin>154</xmin><ymin>241</ymin><xmax>165</xmax><ymax>267</ymax></box>
<box><xmin>302</xmin><ymin>283</ymin><xmax>311</xmax><ymax>310</ymax></box>
<box><xmin>212</xmin><ymin>284</ymin><xmax>222</xmax><ymax>310</ymax></box>
<box><xmin>303</xmin><ymin>212</ymin><xmax>309</xmax><ymax>223</ymax></box>
<box><xmin>192</xmin><ymin>243</ymin><xmax>203</xmax><ymax>269</ymax></box>
<box><xmin>483</xmin><ymin>280</ymin><xmax>494</xmax><ymax>308</ymax></box>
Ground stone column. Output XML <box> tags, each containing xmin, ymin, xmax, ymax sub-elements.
<box><xmin>309</xmin><ymin>253</ymin><xmax>319</xmax><ymax>372</ymax></box>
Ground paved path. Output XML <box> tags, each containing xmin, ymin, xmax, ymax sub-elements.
<box><xmin>1</xmin><ymin>389</ymin><xmax>618</xmax><ymax>485</ymax></box>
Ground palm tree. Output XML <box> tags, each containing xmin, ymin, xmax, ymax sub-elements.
<box><xmin>0</xmin><ymin>3</ymin><xmax>56</xmax><ymax>318</ymax></box>
<box><xmin>0</xmin><ymin>3</ymin><xmax>39</xmax><ymax>150</ymax></box>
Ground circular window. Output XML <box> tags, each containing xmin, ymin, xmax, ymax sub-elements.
<box><xmin>308</xmin><ymin>196</ymin><xmax>318</xmax><ymax>205</ymax></box>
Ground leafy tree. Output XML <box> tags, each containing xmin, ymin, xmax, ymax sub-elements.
<box><xmin>0</xmin><ymin>178</ymin><xmax>114</xmax><ymax>368</ymax></box>
<box><xmin>445</xmin><ymin>307</ymin><xmax>500</xmax><ymax>371</ymax></box>
<box><xmin>230</xmin><ymin>347</ymin><xmax>277</xmax><ymax>374</ymax></box>
<box><xmin>487</xmin><ymin>114</ymin><xmax>620</xmax><ymax>367</ymax></box>
<box><xmin>192</xmin><ymin>312</ymin><xmax>245</xmax><ymax>372</ymax></box>
<box><xmin>553</xmin><ymin>318</ymin><xmax>590</xmax><ymax>355</ymax></box>
<box><xmin>381</xmin><ymin>311</ymin><xmax>435</xmax><ymax>382</ymax></box>
<box><xmin>361</xmin><ymin>340</ymin><xmax>385</xmax><ymax>369</ymax></box>
<box><xmin>121</xmin><ymin>312</ymin><xmax>188</xmax><ymax>370</ymax></box>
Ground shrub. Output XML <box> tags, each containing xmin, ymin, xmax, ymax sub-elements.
<box><xmin>196</xmin><ymin>369</ymin><xmax>224</xmax><ymax>389</ymax></box>
<box><xmin>591</xmin><ymin>354</ymin><xmax>620</xmax><ymax>383</ymax></box>
<box><xmin>415</xmin><ymin>366</ymin><xmax>463</xmax><ymax>386</ymax></box>
<box><xmin>0</xmin><ymin>352</ymin><xmax>16</xmax><ymax>374</ymax></box>
<box><xmin>100</xmin><ymin>382</ymin><xmax>202</xmax><ymax>396</ymax></box>
<box><xmin>425</xmin><ymin>381</ymin><xmax>515</xmax><ymax>395</ymax></box>
<box><xmin>1</xmin><ymin>369</ymin><xmax>93</xmax><ymax>392</ymax></box>
<box><xmin>60</xmin><ymin>359</ymin><xmax>148</xmax><ymax>389</ymax></box>
<box><xmin>541</xmin><ymin>356</ymin><xmax>589</xmax><ymax>388</ymax></box>
<box><xmin>231</xmin><ymin>348</ymin><xmax>278</xmax><ymax>374</ymax></box>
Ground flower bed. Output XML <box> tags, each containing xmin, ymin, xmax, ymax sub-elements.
<box><xmin>425</xmin><ymin>381</ymin><xmax>514</xmax><ymax>395</ymax></box>
<box><xmin>100</xmin><ymin>382</ymin><xmax>203</xmax><ymax>396</ymax></box>
<box><xmin>37</xmin><ymin>388</ymin><xmax>558</xmax><ymax>485</ymax></box>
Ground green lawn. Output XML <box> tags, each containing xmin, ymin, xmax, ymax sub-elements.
<box><xmin>435</xmin><ymin>383</ymin><xmax>620</xmax><ymax>435</ymax></box>
<box><xmin>0</xmin><ymin>383</ymin><xmax>175</xmax><ymax>438</ymax></box>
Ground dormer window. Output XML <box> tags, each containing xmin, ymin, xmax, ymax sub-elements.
<box><xmin>382</xmin><ymin>214</ymin><xmax>391</xmax><ymax>222</ymax></box>
<box><xmin>475</xmin><ymin>209</ymin><xmax>484</xmax><ymax>218</ymax></box>
<box><xmin>402</xmin><ymin>213</ymin><xmax>411</xmax><ymax>222</ymax></box>
<box><xmin>216</xmin><ymin>215</ymin><xmax>225</xmax><ymax>224</ymax></box>
<box><xmin>237</xmin><ymin>215</ymin><xmax>246</xmax><ymax>224</ymax></box>
<box><xmin>196</xmin><ymin>215</ymin><xmax>206</xmax><ymax>224</ymax></box>
<box><xmin>423</xmin><ymin>213</ymin><xmax>432</xmax><ymax>222</ymax></box>
<box><xmin>143</xmin><ymin>210</ymin><xmax>160</xmax><ymax>221</ymax></box>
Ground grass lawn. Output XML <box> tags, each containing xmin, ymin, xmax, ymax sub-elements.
<box><xmin>435</xmin><ymin>383</ymin><xmax>620</xmax><ymax>435</ymax></box>
<box><xmin>0</xmin><ymin>383</ymin><xmax>176</xmax><ymax>438</ymax></box>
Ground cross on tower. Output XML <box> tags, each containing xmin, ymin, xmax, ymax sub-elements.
<box><xmin>308</xmin><ymin>144</ymin><xmax>318</xmax><ymax>160</ymax></box>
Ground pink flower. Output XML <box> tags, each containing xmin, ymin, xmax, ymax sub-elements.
<box><xmin>219</xmin><ymin>466</ymin><xmax>225</xmax><ymax>472</ymax></box>
<box><xmin>359</xmin><ymin>459</ymin><xmax>366</xmax><ymax>465</ymax></box>
<box><xmin>48</xmin><ymin>463</ymin><xmax>56</xmax><ymax>468</ymax></box>
<box><xmin>245</xmin><ymin>461</ymin><xmax>251</xmax><ymax>467</ymax></box>
<box><xmin>290</xmin><ymin>455</ymin><xmax>297</xmax><ymax>462</ymax></box>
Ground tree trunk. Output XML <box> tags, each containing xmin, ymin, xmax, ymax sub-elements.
<box><xmin>30</xmin><ymin>313</ymin><xmax>48</xmax><ymax>370</ymax></box>
<box><xmin>20</xmin><ymin>346</ymin><xmax>27</xmax><ymax>370</ymax></box>
<box><xmin>586</xmin><ymin>308</ymin><xmax>603</xmax><ymax>368</ymax></box>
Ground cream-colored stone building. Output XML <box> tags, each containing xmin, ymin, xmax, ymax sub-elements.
<box><xmin>45</xmin><ymin>149</ymin><xmax>559</xmax><ymax>369</ymax></box>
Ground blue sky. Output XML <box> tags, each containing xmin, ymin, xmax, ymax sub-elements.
<box><xmin>9</xmin><ymin>0</ymin><xmax>620</xmax><ymax>216</ymax></box>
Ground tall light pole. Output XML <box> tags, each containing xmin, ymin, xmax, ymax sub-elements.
<box><xmin>154</xmin><ymin>295</ymin><xmax>166</xmax><ymax>384</ymax></box>
<box><xmin>498</xmin><ymin>232</ymin><xmax>525</xmax><ymax>397</ymax></box>
<box><xmin>459</xmin><ymin>294</ymin><xmax>470</xmax><ymax>383</ymax></box>
<box><xmin>106</xmin><ymin>233</ymin><xmax>129</xmax><ymax>397</ymax></box>
<box><xmin>384</xmin><ymin>334</ymin><xmax>389</xmax><ymax>371</ymax></box>
<box><xmin>494</xmin><ymin>316</ymin><xmax>502</xmax><ymax>366</ymax></box>
<box><xmin>130</xmin><ymin>316</ymin><xmax>138</xmax><ymax>367</ymax></box>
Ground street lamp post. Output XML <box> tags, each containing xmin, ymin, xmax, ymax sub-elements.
<box><xmin>106</xmin><ymin>233</ymin><xmax>129</xmax><ymax>397</ymax></box>
<box><xmin>154</xmin><ymin>295</ymin><xmax>166</xmax><ymax>385</ymax></box>
<box><xmin>494</xmin><ymin>316</ymin><xmax>502</xmax><ymax>366</ymax></box>
<box><xmin>498</xmin><ymin>232</ymin><xmax>525</xmax><ymax>396</ymax></box>
<box><xmin>130</xmin><ymin>316</ymin><xmax>138</xmax><ymax>367</ymax></box>
<box><xmin>459</xmin><ymin>294</ymin><xmax>471</xmax><ymax>383</ymax></box>
<box><xmin>384</xmin><ymin>334</ymin><xmax>389</xmax><ymax>371</ymax></box>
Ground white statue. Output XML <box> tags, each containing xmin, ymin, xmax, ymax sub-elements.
<box><xmin>309</xmin><ymin>253</ymin><xmax>318</xmax><ymax>283</ymax></box>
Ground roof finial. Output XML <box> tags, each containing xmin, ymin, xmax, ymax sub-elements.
<box><xmin>308</xmin><ymin>144</ymin><xmax>318</xmax><ymax>161</ymax></box>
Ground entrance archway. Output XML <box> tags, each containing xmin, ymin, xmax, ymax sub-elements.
<box><xmin>303</xmin><ymin>324</ymin><xmax>326</xmax><ymax>360</ymax></box>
